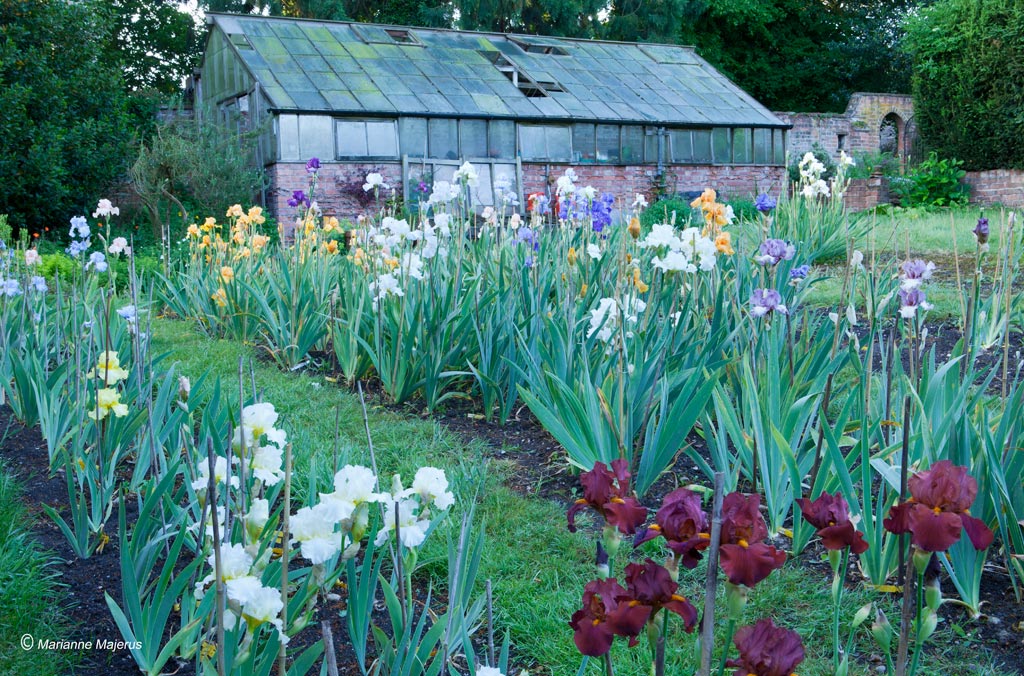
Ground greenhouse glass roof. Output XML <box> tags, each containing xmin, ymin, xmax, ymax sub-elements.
<box><xmin>205</xmin><ymin>13</ymin><xmax>787</xmax><ymax>128</ymax></box>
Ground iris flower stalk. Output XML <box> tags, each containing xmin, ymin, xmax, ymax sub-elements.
<box><xmin>797</xmin><ymin>492</ymin><xmax>868</xmax><ymax>675</ymax></box>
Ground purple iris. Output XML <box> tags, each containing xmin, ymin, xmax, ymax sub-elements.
<box><xmin>750</xmin><ymin>288</ymin><xmax>787</xmax><ymax>317</ymax></box>
<box><xmin>900</xmin><ymin>259</ymin><xmax>934</xmax><ymax>286</ymax></box>
<box><xmin>305</xmin><ymin>157</ymin><xmax>321</xmax><ymax>173</ymax></box>
<box><xmin>755</xmin><ymin>239</ymin><xmax>796</xmax><ymax>266</ymax></box>
<box><xmin>417</xmin><ymin>181</ymin><xmax>429</xmax><ymax>193</ymax></box>
<box><xmin>973</xmin><ymin>217</ymin><xmax>989</xmax><ymax>245</ymax></box>
<box><xmin>591</xmin><ymin>193</ymin><xmax>615</xmax><ymax>233</ymax></box>
<box><xmin>515</xmin><ymin>227</ymin><xmax>539</xmax><ymax>251</ymax></box>
<box><xmin>66</xmin><ymin>239</ymin><xmax>90</xmax><ymax>258</ymax></box>
<box><xmin>899</xmin><ymin>287</ymin><xmax>931</xmax><ymax>318</ymax></box>
<box><xmin>288</xmin><ymin>190</ymin><xmax>310</xmax><ymax>208</ymax></box>
<box><xmin>755</xmin><ymin>193</ymin><xmax>777</xmax><ymax>213</ymax></box>
<box><xmin>789</xmin><ymin>264</ymin><xmax>810</xmax><ymax>281</ymax></box>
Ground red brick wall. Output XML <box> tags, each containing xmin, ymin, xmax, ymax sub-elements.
<box><xmin>844</xmin><ymin>175</ymin><xmax>890</xmax><ymax>212</ymax></box>
<box><xmin>963</xmin><ymin>170</ymin><xmax>1024</xmax><ymax>207</ymax></box>
<box><xmin>268</xmin><ymin>161</ymin><xmax>403</xmax><ymax>224</ymax></box>
<box><xmin>268</xmin><ymin>160</ymin><xmax>787</xmax><ymax>222</ymax></box>
<box><xmin>522</xmin><ymin>163</ymin><xmax>787</xmax><ymax>205</ymax></box>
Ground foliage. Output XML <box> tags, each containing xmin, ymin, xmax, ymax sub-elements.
<box><xmin>846</xmin><ymin>151</ymin><xmax>901</xmax><ymax>180</ymax></box>
<box><xmin>787</xmin><ymin>144</ymin><xmax>836</xmax><ymax>185</ymax></box>
<box><xmin>0</xmin><ymin>0</ymin><xmax>142</xmax><ymax>235</ymax></box>
<box><xmin>130</xmin><ymin>116</ymin><xmax>267</xmax><ymax>239</ymax></box>
<box><xmin>905</xmin><ymin>0</ymin><xmax>1024</xmax><ymax>171</ymax></box>
<box><xmin>888</xmin><ymin>153</ymin><xmax>969</xmax><ymax>208</ymax></box>
<box><xmin>676</xmin><ymin>0</ymin><xmax>914</xmax><ymax>112</ymax></box>
<box><xmin>101</xmin><ymin>0</ymin><xmax>202</xmax><ymax>94</ymax></box>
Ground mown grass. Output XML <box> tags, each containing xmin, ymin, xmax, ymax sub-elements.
<box><xmin>801</xmin><ymin>206</ymin><xmax>1020</xmax><ymax>319</ymax></box>
<box><xmin>149</xmin><ymin>317</ymin><xmax>1016</xmax><ymax>676</ymax></box>
<box><xmin>0</xmin><ymin>463</ymin><xmax>77</xmax><ymax>675</ymax></box>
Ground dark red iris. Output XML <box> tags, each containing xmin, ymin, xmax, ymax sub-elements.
<box><xmin>568</xmin><ymin>578</ymin><xmax>637</xmax><ymax>657</ymax></box>
<box><xmin>884</xmin><ymin>460</ymin><xmax>994</xmax><ymax>553</ymax></box>
<box><xmin>634</xmin><ymin>487</ymin><xmax>712</xmax><ymax>569</ymax></box>
<box><xmin>567</xmin><ymin>459</ymin><xmax>648</xmax><ymax>535</ymax></box>
<box><xmin>618</xmin><ymin>559</ymin><xmax>699</xmax><ymax>633</ymax></box>
<box><xmin>726</xmin><ymin>618</ymin><xmax>805</xmax><ymax>676</ymax></box>
<box><xmin>718</xmin><ymin>492</ymin><xmax>786</xmax><ymax>587</ymax></box>
<box><xmin>568</xmin><ymin>559</ymin><xmax>699</xmax><ymax>657</ymax></box>
<box><xmin>797</xmin><ymin>491</ymin><xmax>869</xmax><ymax>554</ymax></box>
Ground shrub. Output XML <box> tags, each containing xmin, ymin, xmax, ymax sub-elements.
<box><xmin>129</xmin><ymin>114</ymin><xmax>267</xmax><ymax>240</ymax></box>
<box><xmin>889</xmin><ymin>152</ymin><xmax>969</xmax><ymax>207</ymax></box>
<box><xmin>787</xmin><ymin>143</ymin><xmax>836</xmax><ymax>185</ymax></box>
<box><xmin>905</xmin><ymin>0</ymin><xmax>1024</xmax><ymax>170</ymax></box>
<box><xmin>639</xmin><ymin>198</ymin><xmax>693</xmax><ymax>229</ymax></box>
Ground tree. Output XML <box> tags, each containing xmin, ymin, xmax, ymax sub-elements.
<box><xmin>103</xmin><ymin>0</ymin><xmax>202</xmax><ymax>94</ymax></box>
<box><xmin>674</xmin><ymin>0</ymin><xmax>914</xmax><ymax>112</ymax></box>
<box><xmin>456</xmin><ymin>0</ymin><xmax>605</xmax><ymax>37</ymax></box>
<box><xmin>0</xmin><ymin>0</ymin><xmax>143</xmax><ymax>234</ymax></box>
<box><xmin>904</xmin><ymin>0</ymin><xmax>1024</xmax><ymax>170</ymax></box>
<box><xmin>603</xmin><ymin>0</ymin><xmax>698</xmax><ymax>44</ymax></box>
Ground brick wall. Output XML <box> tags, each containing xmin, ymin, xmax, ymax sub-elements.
<box><xmin>268</xmin><ymin>160</ymin><xmax>788</xmax><ymax>221</ymax></box>
<box><xmin>268</xmin><ymin>161</ymin><xmax>403</xmax><ymax>224</ymax></box>
<box><xmin>844</xmin><ymin>175</ymin><xmax>890</xmax><ymax>212</ymax></box>
<box><xmin>776</xmin><ymin>93</ymin><xmax>915</xmax><ymax>165</ymax></box>
<box><xmin>522</xmin><ymin>163</ymin><xmax>787</xmax><ymax>205</ymax></box>
<box><xmin>963</xmin><ymin>170</ymin><xmax>1024</xmax><ymax>207</ymax></box>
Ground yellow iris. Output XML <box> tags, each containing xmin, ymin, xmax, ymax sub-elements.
<box><xmin>87</xmin><ymin>351</ymin><xmax>130</xmax><ymax>384</ymax></box>
<box><xmin>220</xmin><ymin>266</ymin><xmax>235</xmax><ymax>283</ymax></box>
<box><xmin>212</xmin><ymin>288</ymin><xmax>228</xmax><ymax>307</ymax></box>
<box><xmin>89</xmin><ymin>388</ymin><xmax>129</xmax><ymax>421</ymax></box>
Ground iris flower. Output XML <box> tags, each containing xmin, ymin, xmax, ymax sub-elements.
<box><xmin>797</xmin><ymin>492</ymin><xmax>868</xmax><ymax>553</ymax></box>
<box><xmin>884</xmin><ymin>460</ymin><xmax>994</xmax><ymax>552</ymax></box>
<box><xmin>634</xmin><ymin>487</ymin><xmax>711</xmax><ymax>569</ymax></box>
<box><xmin>973</xmin><ymin>216</ymin><xmax>989</xmax><ymax>245</ymax></box>
<box><xmin>726</xmin><ymin>618</ymin><xmax>805</xmax><ymax>676</ymax></box>
<box><xmin>754</xmin><ymin>193</ymin><xmax>777</xmax><ymax>213</ymax></box>
<box><xmin>567</xmin><ymin>459</ymin><xmax>647</xmax><ymax>536</ymax></box>
<box><xmin>754</xmin><ymin>239</ymin><xmax>795</xmax><ymax>266</ymax></box>
<box><xmin>718</xmin><ymin>493</ymin><xmax>786</xmax><ymax>588</ymax></box>
<box><xmin>618</xmin><ymin>559</ymin><xmax>698</xmax><ymax>632</ymax></box>
<box><xmin>88</xmin><ymin>387</ymin><xmax>129</xmax><ymax>420</ymax></box>
<box><xmin>569</xmin><ymin>578</ymin><xmax>635</xmax><ymax>656</ymax></box>
<box><xmin>750</xmin><ymin>289</ymin><xmax>788</xmax><ymax>318</ymax></box>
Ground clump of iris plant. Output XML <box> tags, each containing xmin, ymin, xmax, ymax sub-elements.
<box><xmin>883</xmin><ymin>461</ymin><xmax>994</xmax><ymax>676</ymax></box>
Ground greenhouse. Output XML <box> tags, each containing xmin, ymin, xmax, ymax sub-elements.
<box><xmin>199</xmin><ymin>12</ymin><xmax>790</xmax><ymax>217</ymax></box>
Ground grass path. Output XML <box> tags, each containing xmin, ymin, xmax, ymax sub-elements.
<box><xmin>0</xmin><ymin>463</ymin><xmax>77</xmax><ymax>675</ymax></box>
<box><xmin>149</xmin><ymin>318</ymin><xmax>1013</xmax><ymax>676</ymax></box>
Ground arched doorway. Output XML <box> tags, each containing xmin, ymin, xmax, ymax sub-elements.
<box><xmin>879</xmin><ymin>112</ymin><xmax>903</xmax><ymax>157</ymax></box>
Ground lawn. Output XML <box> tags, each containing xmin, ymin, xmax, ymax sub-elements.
<box><xmin>141</xmin><ymin>317</ymin><xmax>1017</xmax><ymax>676</ymax></box>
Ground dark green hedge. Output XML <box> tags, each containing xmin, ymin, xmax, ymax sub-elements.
<box><xmin>905</xmin><ymin>0</ymin><xmax>1024</xmax><ymax>171</ymax></box>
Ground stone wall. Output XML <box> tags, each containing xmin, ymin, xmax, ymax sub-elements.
<box><xmin>963</xmin><ymin>170</ymin><xmax>1024</xmax><ymax>207</ymax></box>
